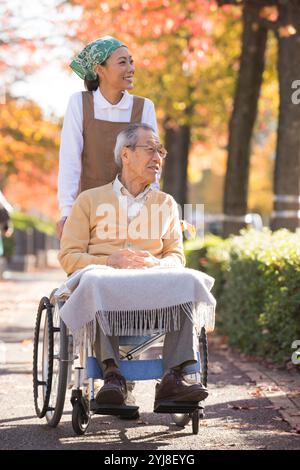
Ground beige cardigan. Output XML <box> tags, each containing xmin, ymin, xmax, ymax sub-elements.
<box><xmin>58</xmin><ymin>182</ymin><xmax>185</xmax><ymax>274</ymax></box>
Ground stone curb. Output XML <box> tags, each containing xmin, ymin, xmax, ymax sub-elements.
<box><xmin>215</xmin><ymin>341</ymin><xmax>300</xmax><ymax>434</ymax></box>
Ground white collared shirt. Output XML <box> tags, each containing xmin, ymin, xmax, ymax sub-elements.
<box><xmin>112</xmin><ymin>175</ymin><xmax>152</xmax><ymax>222</ymax></box>
<box><xmin>111</xmin><ymin>176</ymin><xmax>181</xmax><ymax>267</ymax></box>
<box><xmin>58</xmin><ymin>89</ymin><xmax>159</xmax><ymax>218</ymax></box>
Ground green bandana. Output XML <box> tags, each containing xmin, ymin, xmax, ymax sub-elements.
<box><xmin>70</xmin><ymin>36</ymin><xmax>126</xmax><ymax>81</ymax></box>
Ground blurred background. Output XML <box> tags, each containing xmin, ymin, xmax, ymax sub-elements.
<box><xmin>0</xmin><ymin>0</ymin><xmax>286</xmax><ymax>228</ymax></box>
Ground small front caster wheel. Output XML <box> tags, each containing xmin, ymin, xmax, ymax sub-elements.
<box><xmin>72</xmin><ymin>402</ymin><xmax>90</xmax><ymax>435</ymax></box>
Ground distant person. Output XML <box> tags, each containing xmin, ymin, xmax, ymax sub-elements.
<box><xmin>0</xmin><ymin>190</ymin><xmax>13</xmax><ymax>257</ymax></box>
<box><xmin>57</xmin><ymin>35</ymin><xmax>159</xmax><ymax>240</ymax></box>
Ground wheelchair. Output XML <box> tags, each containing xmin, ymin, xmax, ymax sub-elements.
<box><xmin>33</xmin><ymin>288</ymin><xmax>209</xmax><ymax>435</ymax></box>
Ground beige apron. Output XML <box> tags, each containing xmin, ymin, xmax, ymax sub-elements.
<box><xmin>80</xmin><ymin>91</ymin><xmax>145</xmax><ymax>192</ymax></box>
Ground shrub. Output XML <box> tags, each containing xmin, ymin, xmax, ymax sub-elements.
<box><xmin>185</xmin><ymin>229</ymin><xmax>300</xmax><ymax>364</ymax></box>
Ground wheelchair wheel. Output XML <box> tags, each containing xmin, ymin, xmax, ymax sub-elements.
<box><xmin>191</xmin><ymin>409</ymin><xmax>199</xmax><ymax>434</ymax></box>
<box><xmin>71</xmin><ymin>395</ymin><xmax>90</xmax><ymax>435</ymax></box>
<box><xmin>199</xmin><ymin>326</ymin><xmax>208</xmax><ymax>387</ymax></box>
<box><xmin>172</xmin><ymin>327</ymin><xmax>208</xmax><ymax>429</ymax></box>
<box><xmin>45</xmin><ymin>291</ymin><xmax>69</xmax><ymax>427</ymax></box>
<box><xmin>33</xmin><ymin>297</ymin><xmax>53</xmax><ymax>418</ymax></box>
<box><xmin>33</xmin><ymin>292</ymin><xmax>69</xmax><ymax>427</ymax></box>
<box><xmin>172</xmin><ymin>413</ymin><xmax>191</xmax><ymax>427</ymax></box>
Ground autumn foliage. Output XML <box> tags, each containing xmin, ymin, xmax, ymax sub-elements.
<box><xmin>0</xmin><ymin>97</ymin><xmax>60</xmax><ymax>220</ymax></box>
<box><xmin>0</xmin><ymin>0</ymin><xmax>280</xmax><ymax>221</ymax></box>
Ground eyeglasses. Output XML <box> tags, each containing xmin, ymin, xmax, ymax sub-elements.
<box><xmin>126</xmin><ymin>144</ymin><xmax>167</xmax><ymax>159</ymax></box>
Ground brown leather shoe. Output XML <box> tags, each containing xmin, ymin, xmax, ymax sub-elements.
<box><xmin>155</xmin><ymin>369</ymin><xmax>208</xmax><ymax>403</ymax></box>
<box><xmin>95</xmin><ymin>372</ymin><xmax>127</xmax><ymax>405</ymax></box>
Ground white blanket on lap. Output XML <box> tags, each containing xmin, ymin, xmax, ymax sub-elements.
<box><xmin>54</xmin><ymin>265</ymin><xmax>216</xmax><ymax>349</ymax></box>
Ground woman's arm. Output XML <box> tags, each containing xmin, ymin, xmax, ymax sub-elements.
<box><xmin>142</xmin><ymin>98</ymin><xmax>159</xmax><ymax>136</ymax></box>
<box><xmin>58</xmin><ymin>92</ymin><xmax>83</xmax><ymax>218</ymax></box>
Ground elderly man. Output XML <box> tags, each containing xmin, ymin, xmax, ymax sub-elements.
<box><xmin>59</xmin><ymin>123</ymin><xmax>208</xmax><ymax>407</ymax></box>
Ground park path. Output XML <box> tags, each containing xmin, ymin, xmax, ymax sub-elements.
<box><xmin>0</xmin><ymin>265</ymin><xmax>299</xmax><ymax>450</ymax></box>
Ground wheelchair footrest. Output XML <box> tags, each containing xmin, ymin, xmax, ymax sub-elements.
<box><xmin>90</xmin><ymin>400</ymin><xmax>139</xmax><ymax>418</ymax></box>
<box><xmin>154</xmin><ymin>401</ymin><xmax>201</xmax><ymax>414</ymax></box>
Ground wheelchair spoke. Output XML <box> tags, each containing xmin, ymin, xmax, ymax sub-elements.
<box><xmin>37</xmin><ymin>380</ymin><xmax>47</xmax><ymax>386</ymax></box>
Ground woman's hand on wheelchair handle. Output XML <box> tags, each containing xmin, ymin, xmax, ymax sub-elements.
<box><xmin>56</xmin><ymin>217</ymin><xmax>67</xmax><ymax>240</ymax></box>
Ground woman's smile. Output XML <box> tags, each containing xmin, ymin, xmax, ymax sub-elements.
<box><xmin>123</xmin><ymin>75</ymin><xmax>134</xmax><ymax>84</ymax></box>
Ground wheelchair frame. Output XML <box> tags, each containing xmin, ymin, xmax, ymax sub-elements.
<box><xmin>33</xmin><ymin>289</ymin><xmax>209</xmax><ymax>435</ymax></box>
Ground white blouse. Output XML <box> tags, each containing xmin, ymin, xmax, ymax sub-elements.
<box><xmin>58</xmin><ymin>89</ymin><xmax>159</xmax><ymax>218</ymax></box>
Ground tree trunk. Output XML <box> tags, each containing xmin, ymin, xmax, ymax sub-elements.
<box><xmin>271</xmin><ymin>1</ymin><xmax>300</xmax><ymax>231</ymax></box>
<box><xmin>162</xmin><ymin>120</ymin><xmax>191</xmax><ymax>209</ymax></box>
<box><xmin>223</xmin><ymin>2</ymin><xmax>268</xmax><ymax>237</ymax></box>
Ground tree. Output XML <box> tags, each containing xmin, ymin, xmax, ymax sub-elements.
<box><xmin>0</xmin><ymin>1</ymin><xmax>77</xmax><ymax>221</ymax></box>
<box><xmin>0</xmin><ymin>97</ymin><xmax>60</xmax><ymax>219</ymax></box>
<box><xmin>220</xmin><ymin>1</ymin><xmax>268</xmax><ymax>236</ymax></box>
<box><xmin>272</xmin><ymin>0</ymin><xmax>300</xmax><ymax>230</ymax></box>
<box><xmin>218</xmin><ymin>0</ymin><xmax>300</xmax><ymax>233</ymax></box>
<box><xmin>0</xmin><ymin>1</ymin><xmax>71</xmax><ymax>86</ymax></box>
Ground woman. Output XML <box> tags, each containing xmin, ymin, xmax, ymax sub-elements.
<box><xmin>57</xmin><ymin>36</ymin><xmax>158</xmax><ymax>239</ymax></box>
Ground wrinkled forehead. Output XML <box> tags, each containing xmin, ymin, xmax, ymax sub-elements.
<box><xmin>137</xmin><ymin>128</ymin><xmax>160</xmax><ymax>144</ymax></box>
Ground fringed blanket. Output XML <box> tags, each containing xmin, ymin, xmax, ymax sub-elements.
<box><xmin>54</xmin><ymin>265</ymin><xmax>216</xmax><ymax>349</ymax></box>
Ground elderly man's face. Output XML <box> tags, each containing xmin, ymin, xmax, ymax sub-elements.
<box><xmin>122</xmin><ymin>129</ymin><xmax>166</xmax><ymax>184</ymax></box>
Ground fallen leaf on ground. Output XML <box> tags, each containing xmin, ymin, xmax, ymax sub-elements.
<box><xmin>272</xmin><ymin>417</ymin><xmax>287</xmax><ymax>422</ymax></box>
<box><xmin>248</xmin><ymin>388</ymin><xmax>263</xmax><ymax>397</ymax></box>
<box><xmin>210</xmin><ymin>363</ymin><xmax>223</xmax><ymax>374</ymax></box>
<box><xmin>288</xmin><ymin>391</ymin><xmax>300</xmax><ymax>397</ymax></box>
<box><xmin>265</xmin><ymin>386</ymin><xmax>281</xmax><ymax>392</ymax></box>
<box><xmin>227</xmin><ymin>404</ymin><xmax>257</xmax><ymax>411</ymax></box>
<box><xmin>264</xmin><ymin>405</ymin><xmax>285</xmax><ymax>411</ymax></box>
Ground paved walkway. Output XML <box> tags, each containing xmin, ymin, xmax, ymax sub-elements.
<box><xmin>0</xmin><ymin>267</ymin><xmax>299</xmax><ymax>450</ymax></box>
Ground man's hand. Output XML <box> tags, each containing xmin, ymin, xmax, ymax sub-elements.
<box><xmin>56</xmin><ymin>217</ymin><xmax>67</xmax><ymax>240</ymax></box>
<box><xmin>107</xmin><ymin>249</ymin><xmax>160</xmax><ymax>269</ymax></box>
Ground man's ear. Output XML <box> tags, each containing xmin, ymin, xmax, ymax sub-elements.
<box><xmin>121</xmin><ymin>147</ymin><xmax>129</xmax><ymax>166</ymax></box>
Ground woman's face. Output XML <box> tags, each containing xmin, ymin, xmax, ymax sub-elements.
<box><xmin>96</xmin><ymin>46</ymin><xmax>135</xmax><ymax>91</ymax></box>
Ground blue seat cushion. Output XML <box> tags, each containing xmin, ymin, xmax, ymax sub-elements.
<box><xmin>87</xmin><ymin>353</ymin><xmax>201</xmax><ymax>381</ymax></box>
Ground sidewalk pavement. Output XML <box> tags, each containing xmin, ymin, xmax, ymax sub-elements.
<box><xmin>0</xmin><ymin>266</ymin><xmax>299</xmax><ymax>450</ymax></box>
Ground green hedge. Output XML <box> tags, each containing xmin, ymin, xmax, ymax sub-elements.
<box><xmin>2</xmin><ymin>212</ymin><xmax>55</xmax><ymax>259</ymax></box>
<box><xmin>184</xmin><ymin>229</ymin><xmax>300</xmax><ymax>364</ymax></box>
<box><xmin>10</xmin><ymin>212</ymin><xmax>55</xmax><ymax>234</ymax></box>
<box><xmin>184</xmin><ymin>234</ymin><xmax>230</xmax><ymax>302</ymax></box>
